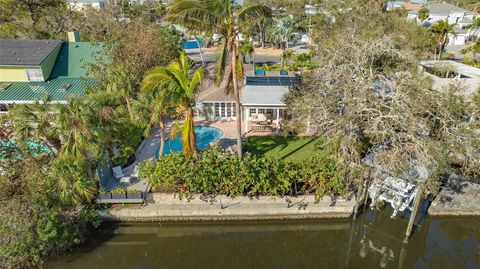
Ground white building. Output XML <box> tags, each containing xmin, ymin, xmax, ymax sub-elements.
<box><xmin>421</xmin><ymin>3</ymin><xmax>476</xmax><ymax>25</ymax></box>
<box><xmin>68</xmin><ymin>0</ymin><xmax>106</xmax><ymax>11</ymax></box>
<box><xmin>409</xmin><ymin>3</ymin><xmax>478</xmax><ymax>46</ymax></box>
<box><xmin>196</xmin><ymin>72</ymin><xmax>299</xmax><ymax>134</ymax></box>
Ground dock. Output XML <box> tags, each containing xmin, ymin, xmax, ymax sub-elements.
<box><xmin>428</xmin><ymin>179</ymin><xmax>480</xmax><ymax>216</ymax></box>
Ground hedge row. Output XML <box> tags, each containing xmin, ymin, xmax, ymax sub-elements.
<box><xmin>139</xmin><ymin>147</ymin><xmax>348</xmax><ymax>201</ymax></box>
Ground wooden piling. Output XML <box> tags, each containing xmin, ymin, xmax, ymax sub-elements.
<box><xmin>404</xmin><ymin>184</ymin><xmax>423</xmax><ymax>243</ymax></box>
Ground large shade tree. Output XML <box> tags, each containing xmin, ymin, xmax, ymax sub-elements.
<box><xmin>141</xmin><ymin>52</ymin><xmax>204</xmax><ymax>155</ymax></box>
<box><xmin>167</xmin><ymin>0</ymin><xmax>271</xmax><ymax>157</ymax></box>
<box><xmin>284</xmin><ymin>34</ymin><xmax>480</xmax><ymax>190</ymax></box>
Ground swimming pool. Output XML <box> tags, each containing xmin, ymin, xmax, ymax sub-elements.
<box><xmin>156</xmin><ymin>126</ymin><xmax>223</xmax><ymax>158</ymax></box>
<box><xmin>1</xmin><ymin>139</ymin><xmax>51</xmax><ymax>159</ymax></box>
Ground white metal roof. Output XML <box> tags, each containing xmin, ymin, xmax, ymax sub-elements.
<box><xmin>241</xmin><ymin>85</ymin><xmax>289</xmax><ymax>106</ymax></box>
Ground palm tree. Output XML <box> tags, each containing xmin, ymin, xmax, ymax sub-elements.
<box><xmin>167</xmin><ymin>0</ymin><xmax>271</xmax><ymax>157</ymax></box>
<box><xmin>9</xmin><ymin>94</ymin><xmax>61</xmax><ymax>155</ymax></box>
<box><xmin>133</xmin><ymin>90</ymin><xmax>171</xmax><ymax>157</ymax></box>
<box><xmin>466</xmin><ymin>18</ymin><xmax>480</xmax><ymax>42</ymax></box>
<box><xmin>49</xmin><ymin>155</ymin><xmax>96</xmax><ymax>206</ymax></box>
<box><xmin>141</xmin><ymin>52</ymin><xmax>204</xmax><ymax>155</ymax></box>
<box><xmin>282</xmin><ymin>48</ymin><xmax>295</xmax><ymax>68</ymax></box>
<box><xmin>417</xmin><ymin>7</ymin><xmax>429</xmax><ymax>22</ymax></box>
<box><xmin>106</xmin><ymin>64</ymin><xmax>136</xmax><ymax>120</ymax></box>
<box><xmin>56</xmin><ymin>96</ymin><xmax>102</xmax><ymax>159</ymax></box>
<box><xmin>241</xmin><ymin>42</ymin><xmax>254</xmax><ymax>64</ymax></box>
<box><xmin>267</xmin><ymin>17</ymin><xmax>298</xmax><ymax>68</ymax></box>
<box><xmin>431</xmin><ymin>19</ymin><xmax>457</xmax><ymax>60</ymax></box>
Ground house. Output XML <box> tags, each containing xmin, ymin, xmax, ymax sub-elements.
<box><xmin>0</xmin><ymin>32</ymin><xmax>103</xmax><ymax>109</ymax></box>
<box><xmin>421</xmin><ymin>2</ymin><xmax>476</xmax><ymax>25</ymax></box>
<box><xmin>408</xmin><ymin>3</ymin><xmax>478</xmax><ymax>46</ymax></box>
<box><xmin>196</xmin><ymin>72</ymin><xmax>299</xmax><ymax>134</ymax></box>
<box><xmin>419</xmin><ymin>60</ymin><xmax>480</xmax><ymax>96</ymax></box>
<box><xmin>67</xmin><ymin>0</ymin><xmax>106</xmax><ymax>11</ymax></box>
<box><xmin>386</xmin><ymin>1</ymin><xmax>407</xmax><ymax>12</ymax></box>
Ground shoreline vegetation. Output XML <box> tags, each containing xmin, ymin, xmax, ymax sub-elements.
<box><xmin>1</xmin><ymin>0</ymin><xmax>479</xmax><ymax>268</ymax></box>
<box><xmin>139</xmin><ymin>146</ymin><xmax>350</xmax><ymax>202</ymax></box>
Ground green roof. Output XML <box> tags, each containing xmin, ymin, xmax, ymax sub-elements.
<box><xmin>50</xmin><ymin>42</ymin><xmax>103</xmax><ymax>79</ymax></box>
<box><xmin>0</xmin><ymin>78</ymin><xmax>93</xmax><ymax>103</ymax></box>
<box><xmin>0</xmin><ymin>42</ymin><xmax>104</xmax><ymax>104</ymax></box>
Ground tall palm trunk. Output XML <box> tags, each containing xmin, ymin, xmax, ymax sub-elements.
<box><xmin>231</xmin><ymin>44</ymin><xmax>242</xmax><ymax>157</ymax></box>
<box><xmin>438</xmin><ymin>34</ymin><xmax>448</xmax><ymax>60</ymax></box>
<box><xmin>252</xmin><ymin>53</ymin><xmax>255</xmax><ymax>75</ymax></box>
<box><xmin>158</xmin><ymin>119</ymin><xmax>166</xmax><ymax>158</ymax></box>
<box><xmin>281</xmin><ymin>47</ymin><xmax>286</xmax><ymax>69</ymax></box>
<box><xmin>181</xmin><ymin>107</ymin><xmax>196</xmax><ymax>155</ymax></box>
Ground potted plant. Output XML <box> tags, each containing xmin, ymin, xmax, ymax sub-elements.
<box><xmin>111</xmin><ymin>188</ymin><xmax>127</xmax><ymax>199</ymax></box>
<box><xmin>127</xmin><ymin>189</ymin><xmax>143</xmax><ymax>200</ymax></box>
<box><xmin>97</xmin><ymin>187</ymin><xmax>111</xmax><ymax>200</ymax></box>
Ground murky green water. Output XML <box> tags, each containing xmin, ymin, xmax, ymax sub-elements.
<box><xmin>46</xmin><ymin>209</ymin><xmax>480</xmax><ymax>269</ymax></box>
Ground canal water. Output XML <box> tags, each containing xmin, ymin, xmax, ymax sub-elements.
<box><xmin>46</xmin><ymin>209</ymin><xmax>480</xmax><ymax>269</ymax></box>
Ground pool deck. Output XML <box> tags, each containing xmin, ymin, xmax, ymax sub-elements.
<box><xmin>100</xmin><ymin>193</ymin><xmax>356</xmax><ymax>221</ymax></box>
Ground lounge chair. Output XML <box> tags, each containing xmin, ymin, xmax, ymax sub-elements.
<box><xmin>113</xmin><ymin>166</ymin><xmax>131</xmax><ymax>184</ymax></box>
<box><xmin>113</xmin><ymin>166</ymin><xmax>125</xmax><ymax>178</ymax></box>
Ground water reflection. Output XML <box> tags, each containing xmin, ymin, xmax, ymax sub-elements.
<box><xmin>47</xmin><ymin>209</ymin><xmax>480</xmax><ymax>269</ymax></box>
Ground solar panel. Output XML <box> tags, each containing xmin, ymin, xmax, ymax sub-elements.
<box><xmin>245</xmin><ymin>76</ymin><xmax>299</xmax><ymax>86</ymax></box>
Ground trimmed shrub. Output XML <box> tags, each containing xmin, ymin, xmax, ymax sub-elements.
<box><xmin>139</xmin><ymin>146</ymin><xmax>347</xmax><ymax>201</ymax></box>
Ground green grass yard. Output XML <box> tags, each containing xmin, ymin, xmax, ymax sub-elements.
<box><xmin>244</xmin><ymin>136</ymin><xmax>327</xmax><ymax>161</ymax></box>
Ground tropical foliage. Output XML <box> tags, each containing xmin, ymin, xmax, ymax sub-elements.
<box><xmin>139</xmin><ymin>146</ymin><xmax>348</xmax><ymax>200</ymax></box>
<box><xmin>0</xmin><ymin>155</ymin><xmax>100</xmax><ymax>269</ymax></box>
<box><xmin>141</xmin><ymin>53</ymin><xmax>204</xmax><ymax>155</ymax></box>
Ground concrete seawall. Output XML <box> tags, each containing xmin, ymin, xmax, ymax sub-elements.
<box><xmin>428</xmin><ymin>180</ymin><xmax>480</xmax><ymax>216</ymax></box>
<box><xmin>100</xmin><ymin>193</ymin><xmax>356</xmax><ymax>221</ymax></box>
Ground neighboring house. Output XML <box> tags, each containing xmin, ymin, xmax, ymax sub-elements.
<box><xmin>67</xmin><ymin>0</ymin><xmax>106</xmax><ymax>11</ymax></box>
<box><xmin>421</xmin><ymin>3</ymin><xmax>476</xmax><ymax>25</ymax></box>
<box><xmin>408</xmin><ymin>3</ymin><xmax>478</xmax><ymax>46</ymax></box>
<box><xmin>0</xmin><ymin>32</ymin><xmax>103</xmax><ymax>109</ymax></box>
<box><xmin>386</xmin><ymin>1</ymin><xmax>407</xmax><ymax>12</ymax></box>
<box><xmin>196</xmin><ymin>72</ymin><xmax>299</xmax><ymax>134</ymax></box>
<box><xmin>419</xmin><ymin>60</ymin><xmax>480</xmax><ymax>96</ymax></box>
<box><xmin>448</xmin><ymin>27</ymin><xmax>470</xmax><ymax>46</ymax></box>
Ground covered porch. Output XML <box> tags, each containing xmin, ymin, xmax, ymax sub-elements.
<box><xmin>243</xmin><ymin>107</ymin><xmax>286</xmax><ymax>135</ymax></box>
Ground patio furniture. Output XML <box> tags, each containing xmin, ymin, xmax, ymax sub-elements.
<box><xmin>251</xmin><ymin>113</ymin><xmax>267</xmax><ymax>122</ymax></box>
<box><xmin>255</xmin><ymin>69</ymin><xmax>266</xmax><ymax>76</ymax></box>
<box><xmin>113</xmin><ymin>166</ymin><xmax>125</xmax><ymax>178</ymax></box>
<box><xmin>113</xmin><ymin>166</ymin><xmax>131</xmax><ymax>185</ymax></box>
<box><xmin>251</xmin><ymin>124</ymin><xmax>273</xmax><ymax>132</ymax></box>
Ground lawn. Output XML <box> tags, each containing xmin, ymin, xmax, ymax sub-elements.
<box><xmin>244</xmin><ymin>136</ymin><xmax>327</xmax><ymax>161</ymax></box>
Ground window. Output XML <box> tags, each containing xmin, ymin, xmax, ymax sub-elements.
<box><xmin>232</xmin><ymin>103</ymin><xmax>236</xmax><ymax>117</ymax></box>
<box><xmin>220</xmin><ymin>103</ymin><xmax>225</xmax><ymax>117</ymax></box>
<box><xmin>25</xmin><ymin>69</ymin><xmax>43</xmax><ymax>82</ymax></box>
<box><xmin>214</xmin><ymin>103</ymin><xmax>220</xmax><ymax>117</ymax></box>
<box><xmin>226</xmin><ymin>103</ymin><xmax>232</xmax><ymax>117</ymax></box>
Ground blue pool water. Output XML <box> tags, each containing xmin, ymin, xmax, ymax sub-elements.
<box><xmin>156</xmin><ymin>126</ymin><xmax>223</xmax><ymax>158</ymax></box>
<box><xmin>1</xmin><ymin>139</ymin><xmax>51</xmax><ymax>159</ymax></box>
<box><xmin>182</xmin><ymin>40</ymin><xmax>204</xmax><ymax>49</ymax></box>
